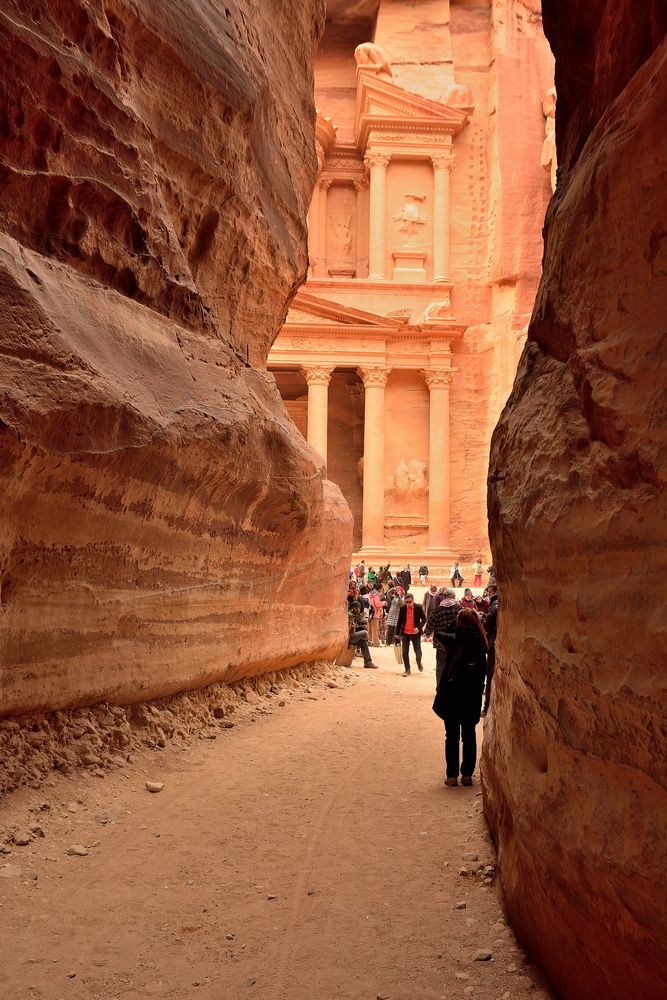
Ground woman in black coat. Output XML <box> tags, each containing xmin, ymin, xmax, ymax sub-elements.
<box><xmin>432</xmin><ymin>609</ymin><xmax>487</xmax><ymax>787</ymax></box>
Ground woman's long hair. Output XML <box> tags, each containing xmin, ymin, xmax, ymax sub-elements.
<box><xmin>457</xmin><ymin>608</ymin><xmax>489</xmax><ymax>650</ymax></box>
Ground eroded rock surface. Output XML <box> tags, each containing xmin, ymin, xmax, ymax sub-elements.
<box><xmin>0</xmin><ymin>0</ymin><xmax>352</xmax><ymax>717</ymax></box>
<box><xmin>483</xmin><ymin>5</ymin><xmax>667</xmax><ymax>999</ymax></box>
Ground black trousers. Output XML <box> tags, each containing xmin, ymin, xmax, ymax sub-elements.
<box><xmin>484</xmin><ymin>648</ymin><xmax>496</xmax><ymax>712</ymax></box>
<box><xmin>401</xmin><ymin>633</ymin><xmax>422</xmax><ymax>671</ymax></box>
<box><xmin>443</xmin><ymin>714</ymin><xmax>477</xmax><ymax>779</ymax></box>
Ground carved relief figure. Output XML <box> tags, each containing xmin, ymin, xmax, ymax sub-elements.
<box><xmin>393</xmin><ymin>194</ymin><xmax>426</xmax><ymax>245</ymax></box>
<box><xmin>332</xmin><ymin>213</ymin><xmax>353</xmax><ymax>259</ymax></box>
<box><xmin>541</xmin><ymin>86</ymin><xmax>557</xmax><ymax>192</ymax></box>
<box><xmin>387</xmin><ymin>458</ymin><xmax>428</xmax><ymax>499</ymax></box>
<box><xmin>354</xmin><ymin>42</ymin><xmax>392</xmax><ymax>78</ymax></box>
<box><xmin>423</xmin><ymin>297</ymin><xmax>452</xmax><ymax>323</ymax></box>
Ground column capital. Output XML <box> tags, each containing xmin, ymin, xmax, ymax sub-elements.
<box><xmin>319</xmin><ymin>175</ymin><xmax>334</xmax><ymax>190</ymax></box>
<box><xmin>364</xmin><ymin>150</ymin><xmax>391</xmax><ymax>170</ymax></box>
<box><xmin>421</xmin><ymin>367</ymin><xmax>457</xmax><ymax>389</ymax></box>
<box><xmin>301</xmin><ymin>365</ymin><xmax>334</xmax><ymax>386</ymax></box>
<box><xmin>353</xmin><ymin>175</ymin><xmax>369</xmax><ymax>192</ymax></box>
<box><xmin>431</xmin><ymin>154</ymin><xmax>454</xmax><ymax>171</ymax></box>
<box><xmin>357</xmin><ymin>365</ymin><xmax>391</xmax><ymax>388</ymax></box>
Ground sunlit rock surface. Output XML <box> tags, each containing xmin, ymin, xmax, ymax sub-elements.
<box><xmin>0</xmin><ymin>0</ymin><xmax>352</xmax><ymax>716</ymax></box>
<box><xmin>483</xmin><ymin>4</ymin><xmax>667</xmax><ymax>998</ymax></box>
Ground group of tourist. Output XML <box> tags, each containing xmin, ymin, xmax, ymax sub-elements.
<box><xmin>347</xmin><ymin>559</ymin><xmax>499</xmax><ymax>787</ymax></box>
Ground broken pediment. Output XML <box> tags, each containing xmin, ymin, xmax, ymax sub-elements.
<box><xmin>286</xmin><ymin>292</ymin><xmax>403</xmax><ymax>329</ymax></box>
<box><xmin>355</xmin><ymin>71</ymin><xmax>471</xmax><ymax>148</ymax></box>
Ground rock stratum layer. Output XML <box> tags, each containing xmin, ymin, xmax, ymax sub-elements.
<box><xmin>484</xmin><ymin>5</ymin><xmax>667</xmax><ymax>1000</ymax></box>
<box><xmin>0</xmin><ymin>0</ymin><xmax>352</xmax><ymax>718</ymax></box>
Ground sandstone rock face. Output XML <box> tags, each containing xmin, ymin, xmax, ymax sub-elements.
<box><xmin>0</xmin><ymin>0</ymin><xmax>353</xmax><ymax>717</ymax></box>
<box><xmin>483</xmin><ymin>5</ymin><xmax>667</xmax><ymax>999</ymax></box>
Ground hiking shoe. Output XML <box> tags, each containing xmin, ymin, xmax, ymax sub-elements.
<box><xmin>417</xmin><ymin>662</ymin><xmax>424</xmax><ymax>671</ymax></box>
<box><xmin>401</xmin><ymin>670</ymin><xmax>411</xmax><ymax>676</ymax></box>
<box><xmin>461</xmin><ymin>776</ymin><xmax>473</xmax><ymax>787</ymax></box>
<box><xmin>364</xmin><ymin>662</ymin><xmax>379</xmax><ymax>670</ymax></box>
<box><xmin>445</xmin><ymin>777</ymin><xmax>458</xmax><ymax>787</ymax></box>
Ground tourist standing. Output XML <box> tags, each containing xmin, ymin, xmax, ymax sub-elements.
<box><xmin>473</xmin><ymin>556</ymin><xmax>483</xmax><ymax>588</ymax></box>
<box><xmin>367</xmin><ymin>585</ymin><xmax>383</xmax><ymax>647</ymax></box>
<box><xmin>474</xmin><ymin>594</ymin><xmax>490</xmax><ymax>615</ymax></box>
<box><xmin>348</xmin><ymin>601</ymin><xmax>379</xmax><ymax>669</ymax></box>
<box><xmin>419</xmin><ymin>563</ymin><xmax>429</xmax><ymax>584</ymax></box>
<box><xmin>385</xmin><ymin>587</ymin><xmax>404</xmax><ymax>645</ymax></box>
<box><xmin>396</xmin><ymin>566</ymin><xmax>411</xmax><ymax>592</ymax></box>
<box><xmin>423</xmin><ymin>584</ymin><xmax>439</xmax><ymax>618</ymax></box>
<box><xmin>460</xmin><ymin>588</ymin><xmax>477</xmax><ymax>611</ymax></box>
<box><xmin>395</xmin><ymin>592</ymin><xmax>425</xmax><ymax>675</ymax></box>
<box><xmin>367</xmin><ymin>566</ymin><xmax>377</xmax><ymax>587</ymax></box>
<box><xmin>432</xmin><ymin>609</ymin><xmax>488</xmax><ymax>786</ymax></box>
<box><xmin>424</xmin><ymin>588</ymin><xmax>461</xmax><ymax>685</ymax></box>
<box><xmin>481</xmin><ymin>585</ymin><xmax>498</xmax><ymax>716</ymax></box>
<box><xmin>450</xmin><ymin>561</ymin><xmax>464</xmax><ymax>588</ymax></box>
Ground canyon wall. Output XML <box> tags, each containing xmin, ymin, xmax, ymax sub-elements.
<box><xmin>0</xmin><ymin>0</ymin><xmax>352</xmax><ymax>718</ymax></box>
<box><xmin>483</xmin><ymin>3</ymin><xmax>667</xmax><ymax>999</ymax></box>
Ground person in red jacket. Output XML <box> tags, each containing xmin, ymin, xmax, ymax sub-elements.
<box><xmin>395</xmin><ymin>592</ymin><xmax>426</xmax><ymax>676</ymax></box>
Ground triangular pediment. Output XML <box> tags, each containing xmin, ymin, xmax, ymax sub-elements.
<box><xmin>286</xmin><ymin>291</ymin><xmax>402</xmax><ymax>329</ymax></box>
<box><xmin>355</xmin><ymin>72</ymin><xmax>469</xmax><ymax>146</ymax></box>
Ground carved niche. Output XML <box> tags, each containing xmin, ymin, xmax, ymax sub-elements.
<box><xmin>326</xmin><ymin>183</ymin><xmax>357</xmax><ymax>278</ymax></box>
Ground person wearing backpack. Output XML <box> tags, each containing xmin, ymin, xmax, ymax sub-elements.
<box><xmin>432</xmin><ymin>609</ymin><xmax>487</xmax><ymax>787</ymax></box>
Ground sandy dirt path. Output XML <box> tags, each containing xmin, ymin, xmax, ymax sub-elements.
<box><xmin>0</xmin><ymin>645</ymin><xmax>550</xmax><ymax>1000</ymax></box>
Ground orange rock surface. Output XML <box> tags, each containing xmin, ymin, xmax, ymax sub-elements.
<box><xmin>483</xmin><ymin>4</ymin><xmax>667</xmax><ymax>998</ymax></box>
<box><xmin>0</xmin><ymin>0</ymin><xmax>352</xmax><ymax>716</ymax></box>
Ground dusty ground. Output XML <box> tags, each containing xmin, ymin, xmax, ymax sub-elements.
<box><xmin>0</xmin><ymin>643</ymin><xmax>551</xmax><ymax>1000</ymax></box>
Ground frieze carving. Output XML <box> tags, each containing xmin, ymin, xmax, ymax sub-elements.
<box><xmin>421</xmin><ymin>368</ymin><xmax>456</xmax><ymax>388</ymax></box>
<box><xmin>357</xmin><ymin>365</ymin><xmax>391</xmax><ymax>387</ymax></box>
<box><xmin>368</xmin><ymin>130</ymin><xmax>451</xmax><ymax>145</ymax></box>
<box><xmin>301</xmin><ymin>365</ymin><xmax>334</xmax><ymax>386</ymax></box>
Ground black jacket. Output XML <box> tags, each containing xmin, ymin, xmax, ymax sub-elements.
<box><xmin>432</xmin><ymin>626</ymin><xmax>487</xmax><ymax>724</ymax></box>
<box><xmin>483</xmin><ymin>596</ymin><xmax>498</xmax><ymax>649</ymax></box>
<box><xmin>396</xmin><ymin>603</ymin><xmax>426</xmax><ymax>636</ymax></box>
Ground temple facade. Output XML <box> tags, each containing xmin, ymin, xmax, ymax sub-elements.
<box><xmin>268</xmin><ymin>0</ymin><xmax>554</xmax><ymax>572</ymax></box>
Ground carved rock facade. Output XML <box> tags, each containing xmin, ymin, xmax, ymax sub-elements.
<box><xmin>483</xmin><ymin>3</ymin><xmax>667</xmax><ymax>998</ymax></box>
<box><xmin>0</xmin><ymin>0</ymin><xmax>352</xmax><ymax>716</ymax></box>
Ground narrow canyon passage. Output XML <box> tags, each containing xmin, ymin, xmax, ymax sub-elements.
<box><xmin>0</xmin><ymin>652</ymin><xmax>549</xmax><ymax>1000</ymax></box>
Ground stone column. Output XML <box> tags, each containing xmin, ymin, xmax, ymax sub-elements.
<box><xmin>357</xmin><ymin>365</ymin><xmax>391</xmax><ymax>552</ymax></box>
<box><xmin>316</xmin><ymin>177</ymin><xmax>332</xmax><ymax>279</ymax></box>
<box><xmin>302</xmin><ymin>365</ymin><xmax>334</xmax><ymax>463</ymax></box>
<box><xmin>431</xmin><ymin>155</ymin><xmax>453</xmax><ymax>284</ymax></box>
<box><xmin>307</xmin><ymin>194</ymin><xmax>318</xmax><ymax>278</ymax></box>
<box><xmin>421</xmin><ymin>368</ymin><xmax>456</xmax><ymax>550</ymax></box>
<box><xmin>353</xmin><ymin>175</ymin><xmax>368</xmax><ymax>279</ymax></box>
<box><xmin>364</xmin><ymin>152</ymin><xmax>390</xmax><ymax>281</ymax></box>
